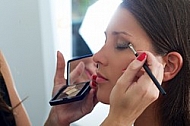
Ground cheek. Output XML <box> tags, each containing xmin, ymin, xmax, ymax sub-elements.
<box><xmin>96</xmin><ymin>84</ymin><xmax>114</xmax><ymax>104</ymax></box>
<box><xmin>110</xmin><ymin>62</ymin><xmax>131</xmax><ymax>84</ymax></box>
<box><xmin>96</xmin><ymin>55</ymin><xmax>134</xmax><ymax>103</ymax></box>
<box><xmin>97</xmin><ymin>65</ymin><xmax>128</xmax><ymax>104</ymax></box>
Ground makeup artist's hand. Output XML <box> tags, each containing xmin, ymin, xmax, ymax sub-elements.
<box><xmin>101</xmin><ymin>52</ymin><xmax>164</xmax><ymax>126</ymax></box>
<box><xmin>44</xmin><ymin>51</ymin><xmax>98</xmax><ymax>126</ymax></box>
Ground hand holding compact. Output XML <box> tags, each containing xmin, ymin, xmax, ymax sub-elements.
<box><xmin>45</xmin><ymin>52</ymin><xmax>97</xmax><ymax>126</ymax></box>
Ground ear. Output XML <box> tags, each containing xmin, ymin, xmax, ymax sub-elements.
<box><xmin>163</xmin><ymin>52</ymin><xmax>183</xmax><ymax>82</ymax></box>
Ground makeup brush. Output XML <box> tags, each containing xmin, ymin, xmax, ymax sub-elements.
<box><xmin>128</xmin><ymin>43</ymin><xmax>166</xmax><ymax>95</ymax></box>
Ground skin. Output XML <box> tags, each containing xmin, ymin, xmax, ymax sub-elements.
<box><xmin>101</xmin><ymin>51</ymin><xmax>164</xmax><ymax>126</ymax></box>
<box><xmin>93</xmin><ymin>7</ymin><xmax>163</xmax><ymax>104</ymax></box>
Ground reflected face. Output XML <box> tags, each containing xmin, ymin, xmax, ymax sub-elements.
<box><xmin>69</xmin><ymin>56</ymin><xmax>96</xmax><ymax>84</ymax></box>
<box><xmin>93</xmin><ymin>7</ymin><xmax>154</xmax><ymax>104</ymax></box>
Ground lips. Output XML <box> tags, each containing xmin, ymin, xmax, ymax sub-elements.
<box><xmin>96</xmin><ymin>72</ymin><xmax>109</xmax><ymax>84</ymax></box>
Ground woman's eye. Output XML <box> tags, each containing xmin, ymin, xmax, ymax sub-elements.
<box><xmin>115</xmin><ymin>42</ymin><xmax>130</xmax><ymax>50</ymax></box>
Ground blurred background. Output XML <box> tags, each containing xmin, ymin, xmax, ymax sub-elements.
<box><xmin>0</xmin><ymin>0</ymin><xmax>121</xmax><ymax>125</ymax></box>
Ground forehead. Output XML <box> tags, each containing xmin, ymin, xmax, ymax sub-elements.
<box><xmin>106</xmin><ymin>7</ymin><xmax>153</xmax><ymax>50</ymax></box>
<box><xmin>106</xmin><ymin>7</ymin><xmax>142</xmax><ymax>35</ymax></box>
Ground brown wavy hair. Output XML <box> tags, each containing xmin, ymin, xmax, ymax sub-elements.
<box><xmin>0</xmin><ymin>73</ymin><xmax>28</xmax><ymax>125</ymax></box>
<box><xmin>0</xmin><ymin>73</ymin><xmax>15</xmax><ymax>124</ymax></box>
<box><xmin>120</xmin><ymin>0</ymin><xmax>190</xmax><ymax>126</ymax></box>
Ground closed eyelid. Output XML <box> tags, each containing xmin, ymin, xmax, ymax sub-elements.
<box><xmin>115</xmin><ymin>41</ymin><xmax>131</xmax><ymax>50</ymax></box>
<box><xmin>117</xmin><ymin>41</ymin><xmax>130</xmax><ymax>45</ymax></box>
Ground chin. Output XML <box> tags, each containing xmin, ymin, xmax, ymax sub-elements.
<box><xmin>96</xmin><ymin>90</ymin><xmax>110</xmax><ymax>104</ymax></box>
<box><xmin>99</xmin><ymin>100</ymin><xmax>109</xmax><ymax>105</ymax></box>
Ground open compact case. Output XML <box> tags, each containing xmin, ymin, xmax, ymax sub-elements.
<box><xmin>49</xmin><ymin>54</ymin><xmax>94</xmax><ymax>105</ymax></box>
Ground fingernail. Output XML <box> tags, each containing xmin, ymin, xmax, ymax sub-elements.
<box><xmin>92</xmin><ymin>81</ymin><xmax>97</xmax><ymax>87</ymax></box>
<box><xmin>137</xmin><ymin>52</ymin><xmax>147</xmax><ymax>61</ymax></box>
<box><xmin>57</xmin><ymin>50</ymin><xmax>60</xmax><ymax>53</ymax></box>
<box><xmin>91</xmin><ymin>75</ymin><xmax>97</xmax><ymax>87</ymax></box>
<box><xmin>92</xmin><ymin>75</ymin><xmax>97</xmax><ymax>81</ymax></box>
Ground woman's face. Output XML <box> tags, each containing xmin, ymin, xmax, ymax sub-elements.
<box><xmin>93</xmin><ymin>7</ymin><xmax>155</xmax><ymax>104</ymax></box>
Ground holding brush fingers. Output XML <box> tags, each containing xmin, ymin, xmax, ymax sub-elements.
<box><xmin>128</xmin><ymin>43</ymin><xmax>166</xmax><ymax>95</ymax></box>
<box><xmin>102</xmin><ymin>52</ymin><xmax>164</xmax><ymax>126</ymax></box>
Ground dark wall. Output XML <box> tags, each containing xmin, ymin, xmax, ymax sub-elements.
<box><xmin>72</xmin><ymin>21</ymin><xmax>92</xmax><ymax>57</ymax></box>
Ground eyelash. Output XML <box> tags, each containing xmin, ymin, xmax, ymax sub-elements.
<box><xmin>115</xmin><ymin>42</ymin><xmax>130</xmax><ymax>50</ymax></box>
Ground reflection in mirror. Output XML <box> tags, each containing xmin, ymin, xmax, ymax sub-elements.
<box><xmin>68</xmin><ymin>54</ymin><xmax>96</xmax><ymax>85</ymax></box>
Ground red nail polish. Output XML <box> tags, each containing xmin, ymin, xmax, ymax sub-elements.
<box><xmin>92</xmin><ymin>75</ymin><xmax>97</xmax><ymax>81</ymax></box>
<box><xmin>137</xmin><ymin>52</ymin><xmax>147</xmax><ymax>61</ymax></box>
<box><xmin>92</xmin><ymin>81</ymin><xmax>96</xmax><ymax>87</ymax></box>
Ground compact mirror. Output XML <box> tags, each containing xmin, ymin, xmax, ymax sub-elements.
<box><xmin>49</xmin><ymin>54</ymin><xmax>96</xmax><ymax>105</ymax></box>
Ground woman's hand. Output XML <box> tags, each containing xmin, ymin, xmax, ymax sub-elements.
<box><xmin>101</xmin><ymin>52</ymin><xmax>164</xmax><ymax>126</ymax></box>
<box><xmin>45</xmin><ymin>51</ymin><xmax>98</xmax><ymax>126</ymax></box>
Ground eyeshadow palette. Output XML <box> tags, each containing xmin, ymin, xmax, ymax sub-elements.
<box><xmin>49</xmin><ymin>54</ymin><xmax>94</xmax><ymax>105</ymax></box>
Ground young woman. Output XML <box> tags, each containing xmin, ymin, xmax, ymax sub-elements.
<box><xmin>45</xmin><ymin>0</ymin><xmax>190</xmax><ymax>125</ymax></box>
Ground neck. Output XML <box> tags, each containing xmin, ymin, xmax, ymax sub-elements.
<box><xmin>134</xmin><ymin>101</ymin><xmax>160</xmax><ymax>126</ymax></box>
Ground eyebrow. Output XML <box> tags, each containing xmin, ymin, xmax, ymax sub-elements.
<box><xmin>112</xmin><ymin>31</ymin><xmax>132</xmax><ymax>36</ymax></box>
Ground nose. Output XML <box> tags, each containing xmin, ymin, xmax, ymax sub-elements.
<box><xmin>93</xmin><ymin>46</ymin><xmax>108</xmax><ymax>67</ymax></box>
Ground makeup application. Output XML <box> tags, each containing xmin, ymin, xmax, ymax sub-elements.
<box><xmin>128</xmin><ymin>43</ymin><xmax>166</xmax><ymax>95</ymax></box>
